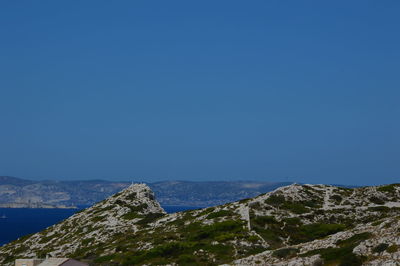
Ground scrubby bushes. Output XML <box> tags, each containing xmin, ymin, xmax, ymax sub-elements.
<box><xmin>188</xmin><ymin>220</ymin><xmax>245</xmax><ymax>241</ymax></box>
<box><xmin>387</xmin><ymin>244</ymin><xmax>399</xmax><ymax>253</ymax></box>
<box><xmin>206</xmin><ymin>209</ymin><xmax>235</xmax><ymax>219</ymax></box>
<box><xmin>299</xmin><ymin>223</ymin><xmax>346</xmax><ymax>240</ymax></box>
<box><xmin>265</xmin><ymin>194</ymin><xmax>286</xmax><ymax>206</ymax></box>
<box><xmin>121</xmin><ymin>203</ymin><xmax>149</xmax><ymax>220</ymax></box>
<box><xmin>263</xmin><ymin>194</ymin><xmax>319</xmax><ymax>214</ymax></box>
<box><xmin>369</xmin><ymin>196</ymin><xmax>385</xmax><ymax>205</ymax></box>
<box><xmin>331</xmin><ymin>194</ymin><xmax>342</xmax><ymax>204</ymax></box>
<box><xmin>372</xmin><ymin>243</ymin><xmax>389</xmax><ymax>253</ymax></box>
<box><xmin>250</xmin><ymin>211</ymin><xmax>347</xmax><ymax>247</ymax></box>
<box><xmin>272</xmin><ymin>247</ymin><xmax>299</xmax><ymax>258</ymax></box>
<box><xmin>377</xmin><ymin>184</ymin><xmax>399</xmax><ymax>193</ymax></box>
<box><xmin>98</xmin><ymin>220</ymin><xmax>258</xmax><ymax>265</ymax></box>
<box><xmin>300</xmin><ymin>232</ymin><xmax>372</xmax><ymax>266</ymax></box>
<box><xmin>136</xmin><ymin>213</ymin><xmax>165</xmax><ymax>226</ymax></box>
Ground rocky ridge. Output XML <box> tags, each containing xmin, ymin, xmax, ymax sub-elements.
<box><xmin>0</xmin><ymin>183</ymin><xmax>399</xmax><ymax>265</ymax></box>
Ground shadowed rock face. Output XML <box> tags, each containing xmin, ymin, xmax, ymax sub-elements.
<box><xmin>1</xmin><ymin>183</ymin><xmax>399</xmax><ymax>265</ymax></box>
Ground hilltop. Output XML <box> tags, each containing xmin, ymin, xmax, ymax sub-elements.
<box><xmin>1</xmin><ymin>183</ymin><xmax>399</xmax><ymax>265</ymax></box>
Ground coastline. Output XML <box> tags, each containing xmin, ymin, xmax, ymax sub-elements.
<box><xmin>0</xmin><ymin>203</ymin><xmax>77</xmax><ymax>209</ymax></box>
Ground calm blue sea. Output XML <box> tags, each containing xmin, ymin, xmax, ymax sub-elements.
<box><xmin>0</xmin><ymin>205</ymin><xmax>199</xmax><ymax>246</ymax></box>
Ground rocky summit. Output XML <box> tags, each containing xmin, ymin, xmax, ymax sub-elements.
<box><xmin>1</xmin><ymin>183</ymin><xmax>400</xmax><ymax>265</ymax></box>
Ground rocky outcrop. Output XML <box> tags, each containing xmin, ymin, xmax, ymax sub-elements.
<box><xmin>1</xmin><ymin>183</ymin><xmax>399</xmax><ymax>265</ymax></box>
<box><xmin>0</xmin><ymin>183</ymin><xmax>165</xmax><ymax>265</ymax></box>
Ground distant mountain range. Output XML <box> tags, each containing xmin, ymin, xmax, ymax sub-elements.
<box><xmin>0</xmin><ymin>176</ymin><xmax>291</xmax><ymax>208</ymax></box>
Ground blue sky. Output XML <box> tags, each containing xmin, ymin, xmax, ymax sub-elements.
<box><xmin>0</xmin><ymin>1</ymin><xmax>399</xmax><ymax>185</ymax></box>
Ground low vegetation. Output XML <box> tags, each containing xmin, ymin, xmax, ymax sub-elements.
<box><xmin>300</xmin><ymin>232</ymin><xmax>372</xmax><ymax>266</ymax></box>
<box><xmin>1</xmin><ymin>183</ymin><xmax>400</xmax><ymax>266</ymax></box>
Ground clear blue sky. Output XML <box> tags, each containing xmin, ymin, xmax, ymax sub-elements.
<box><xmin>0</xmin><ymin>1</ymin><xmax>399</xmax><ymax>185</ymax></box>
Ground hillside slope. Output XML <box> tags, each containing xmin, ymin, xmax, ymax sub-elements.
<box><xmin>1</xmin><ymin>183</ymin><xmax>399</xmax><ymax>265</ymax></box>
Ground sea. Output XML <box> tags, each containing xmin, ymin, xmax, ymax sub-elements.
<box><xmin>0</xmin><ymin>205</ymin><xmax>200</xmax><ymax>247</ymax></box>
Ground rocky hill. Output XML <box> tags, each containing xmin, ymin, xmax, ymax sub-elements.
<box><xmin>1</xmin><ymin>183</ymin><xmax>399</xmax><ymax>265</ymax></box>
<box><xmin>0</xmin><ymin>176</ymin><xmax>290</xmax><ymax>207</ymax></box>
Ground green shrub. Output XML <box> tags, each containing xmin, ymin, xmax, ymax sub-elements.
<box><xmin>188</xmin><ymin>220</ymin><xmax>245</xmax><ymax>241</ymax></box>
<box><xmin>377</xmin><ymin>184</ymin><xmax>398</xmax><ymax>193</ymax></box>
<box><xmin>238</xmin><ymin>198</ymin><xmax>250</xmax><ymax>204</ymax></box>
<box><xmin>215</xmin><ymin>232</ymin><xmax>236</xmax><ymax>242</ymax></box>
<box><xmin>249</xmin><ymin>201</ymin><xmax>262</xmax><ymax>210</ymax></box>
<box><xmin>114</xmin><ymin>199</ymin><xmax>125</xmax><ymax>205</ymax></box>
<box><xmin>199</xmin><ymin>207</ymin><xmax>215</xmax><ymax>216</ymax></box>
<box><xmin>331</xmin><ymin>194</ymin><xmax>342</xmax><ymax>203</ymax></box>
<box><xmin>206</xmin><ymin>209</ymin><xmax>234</xmax><ymax>219</ymax></box>
<box><xmin>38</xmin><ymin>233</ymin><xmax>60</xmax><ymax>244</ymax></box>
<box><xmin>371</xmin><ymin>220</ymin><xmax>383</xmax><ymax>226</ymax></box>
<box><xmin>247</xmin><ymin>235</ymin><xmax>260</xmax><ymax>242</ymax></box>
<box><xmin>283</xmin><ymin>217</ymin><xmax>302</xmax><ymax>225</ymax></box>
<box><xmin>369</xmin><ymin>196</ymin><xmax>385</xmax><ymax>205</ymax></box>
<box><xmin>119</xmin><ymin>240</ymin><xmax>234</xmax><ymax>265</ymax></box>
<box><xmin>301</xmin><ymin>232</ymin><xmax>371</xmax><ymax>266</ymax></box>
<box><xmin>248</xmin><ymin>214</ymin><xmax>283</xmax><ymax>248</ymax></box>
<box><xmin>91</xmin><ymin>215</ymin><xmax>104</xmax><ymax>222</ymax></box>
<box><xmin>301</xmin><ymin>246</ymin><xmax>366</xmax><ymax>266</ymax></box>
<box><xmin>14</xmin><ymin>233</ymin><xmax>34</xmax><ymax>243</ymax></box>
<box><xmin>372</xmin><ymin>243</ymin><xmax>389</xmax><ymax>253</ymax></box>
<box><xmin>13</xmin><ymin>245</ymin><xmax>29</xmax><ymax>254</ymax></box>
<box><xmin>299</xmin><ymin>223</ymin><xmax>346</xmax><ymax>240</ymax></box>
<box><xmin>250</xmin><ymin>212</ymin><xmax>346</xmax><ymax>247</ymax></box>
<box><xmin>243</xmin><ymin>246</ymin><xmax>267</xmax><ymax>256</ymax></box>
<box><xmin>320</xmin><ymin>246</ymin><xmax>366</xmax><ymax>266</ymax></box>
<box><xmin>94</xmin><ymin>205</ymin><xmax>114</xmax><ymax>214</ymax></box>
<box><xmin>129</xmin><ymin>203</ymin><xmax>148</xmax><ymax>212</ymax></box>
<box><xmin>136</xmin><ymin>213</ymin><xmax>165</xmax><ymax>226</ymax></box>
<box><xmin>265</xmin><ymin>194</ymin><xmax>286</xmax><ymax>206</ymax></box>
<box><xmin>368</xmin><ymin>206</ymin><xmax>390</xmax><ymax>212</ymax></box>
<box><xmin>281</xmin><ymin>202</ymin><xmax>309</xmax><ymax>214</ymax></box>
<box><xmin>387</xmin><ymin>244</ymin><xmax>398</xmax><ymax>253</ymax></box>
<box><xmin>264</xmin><ymin>194</ymin><xmax>311</xmax><ymax>213</ymax></box>
<box><xmin>303</xmin><ymin>199</ymin><xmax>323</xmax><ymax>208</ymax></box>
<box><xmin>126</xmin><ymin>192</ymin><xmax>137</xmax><ymax>200</ymax></box>
<box><xmin>2</xmin><ymin>255</ymin><xmax>15</xmax><ymax>264</ymax></box>
<box><xmin>272</xmin><ymin>247</ymin><xmax>299</xmax><ymax>258</ymax></box>
<box><xmin>122</xmin><ymin>212</ymin><xmax>143</xmax><ymax>220</ymax></box>
<box><xmin>177</xmin><ymin>254</ymin><xmax>197</xmax><ymax>264</ymax></box>
<box><xmin>252</xmin><ymin>215</ymin><xmax>278</xmax><ymax>226</ymax></box>
<box><xmin>81</xmin><ymin>237</ymin><xmax>94</xmax><ymax>246</ymax></box>
<box><xmin>257</xmin><ymin>229</ymin><xmax>282</xmax><ymax>248</ymax></box>
<box><xmin>336</xmin><ymin>232</ymin><xmax>372</xmax><ymax>247</ymax></box>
